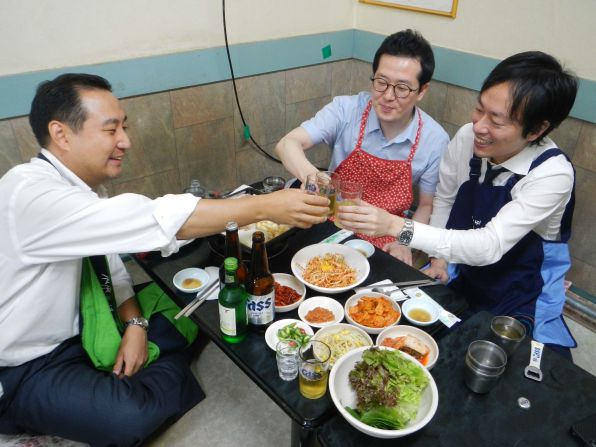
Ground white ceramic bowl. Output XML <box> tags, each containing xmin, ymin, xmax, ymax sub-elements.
<box><xmin>376</xmin><ymin>325</ymin><xmax>440</xmax><ymax>370</ymax></box>
<box><xmin>343</xmin><ymin>239</ymin><xmax>375</xmax><ymax>258</ymax></box>
<box><xmin>329</xmin><ymin>346</ymin><xmax>439</xmax><ymax>439</ymax></box>
<box><xmin>344</xmin><ymin>291</ymin><xmax>401</xmax><ymax>335</ymax></box>
<box><xmin>172</xmin><ymin>267</ymin><xmax>210</xmax><ymax>293</ymax></box>
<box><xmin>290</xmin><ymin>243</ymin><xmax>370</xmax><ymax>294</ymax></box>
<box><xmin>312</xmin><ymin>323</ymin><xmax>373</xmax><ymax>367</ymax></box>
<box><xmin>264</xmin><ymin>319</ymin><xmax>314</xmax><ymax>351</ymax></box>
<box><xmin>273</xmin><ymin>273</ymin><xmax>307</xmax><ymax>313</ymax></box>
<box><xmin>401</xmin><ymin>298</ymin><xmax>441</xmax><ymax>327</ymax></box>
<box><xmin>298</xmin><ymin>296</ymin><xmax>344</xmax><ymax>328</ymax></box>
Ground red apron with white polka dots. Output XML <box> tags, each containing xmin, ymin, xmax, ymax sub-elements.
<box><xmin>334</xmin><ymin>100</ymin><xmax>422</xmax><ymax>248</ymax></box>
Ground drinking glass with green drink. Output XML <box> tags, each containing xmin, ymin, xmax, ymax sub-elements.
<box><xmin>334</xmin><ymin>180</ymin><xmax>363</xmax><ymax>228</ymax></box>
<box><xmin>305</xmin><ymin>171</ymin><xmax>339</xmax><ymax>217</ymax></box>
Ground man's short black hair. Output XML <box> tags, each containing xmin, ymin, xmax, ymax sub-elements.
<box><xmin>481</xmin><ymin>51</ymin><xmax>578</xmax><ymax>145</ymax></box>
<box><xmin>29</xmin><ymin>73</ymin><xmax>112</xmax><ymax>147</ymax></box>
<box><xmin>372</xmin><ymin>29</ymin><xmax>435</xmax><ymax>86</ymax></box>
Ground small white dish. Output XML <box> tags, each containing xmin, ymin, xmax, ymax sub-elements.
<box><xmin>344</xmin><ymin>239</ymin><xmax>375</xmax><ymax>258</ymax></box>
<box><xmin>264</xmin><ymin>319</ymin><xmax>314</xmax><ymax>351</ymax></box>
<box><xmin>298</xmin><ymin>296</ymin><xmax>344</xmax><ymax>328</ymax></box>
<box><xmin>376</xmin><ymin>325</ymin><xmax>439</xmax><ymax>370</ymax></box>
<box><xmin>173</xmin><ymin>267</ymin><xmax>210</xmax><ymax>293</ymax></box>
<box><xmin>273</xmin><ymin>273</ymin><xmax>306</xmax><ymax>312</ymax></box>
<box><xmin>401</xmin><ymin>298</ymin><xmax>440</xmax><ymax>327</ymax></box>
<box><xmin>344</xmin><ymin>291</ymin><xmax>401</xmax><ymax>334</ymax></box>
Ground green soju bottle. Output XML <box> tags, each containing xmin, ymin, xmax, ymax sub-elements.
<box><xmin>218</xmin><ymin>257</ymin><xmax>248</xmax><ymax>343</ymax></box>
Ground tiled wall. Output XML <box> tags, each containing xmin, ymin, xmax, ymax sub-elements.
<box><xmin>1</xmin><ymin>59</ymin><xmax>594</xmax><ymax>295</ymax></box>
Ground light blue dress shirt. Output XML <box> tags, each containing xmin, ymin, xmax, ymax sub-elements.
<box><xmin>301</xmin><ymin>92</ymin><xmax>449</xmax><ymax>194</ymax></box>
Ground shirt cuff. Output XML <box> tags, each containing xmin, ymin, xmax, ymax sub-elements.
<box><xmin>411</xmin><ymin>222</ymin><xmax>447</xmax><ymax>259</ymax></box>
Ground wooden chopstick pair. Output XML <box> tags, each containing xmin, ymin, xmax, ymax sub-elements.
<box><xmin>174</xmin><ymin>280</ymin><xmax>219</xmax><ymax>319</ymax></box>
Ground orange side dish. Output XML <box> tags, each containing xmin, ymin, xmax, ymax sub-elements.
<box><xmin>305</xmin><ymin>306</ymin><xmax>335</xmax><ymax>323</ymax></box>
<box><xmin>274</xmin><ymin>282</ymin><xmax>301</xmax><ymax>306</ymax></box>
<box><xmin>381</xmin><ymin>335</ymin><xmax>430</xmax><ymax>366</ymax></box>
<box><xmin>348</xmin><ymin>296</ymin><xmax>400</xmax><ymax>328</ymax></box>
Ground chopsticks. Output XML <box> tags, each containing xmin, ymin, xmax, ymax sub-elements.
<box><xmin>354</xmin><ymin>279</ymin><xmax>440</xmax><ymax>293</ymax></box>
<box><xmin>174</xmin><ymin>280</ymin><xmax>220</xmax><ymax>319</ymax></box>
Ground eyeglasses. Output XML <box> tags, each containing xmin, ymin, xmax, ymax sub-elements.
<box><xmin>370</xmin><ymin>77</ymin><xmax>419</xmax><ymax>99</ymax></box>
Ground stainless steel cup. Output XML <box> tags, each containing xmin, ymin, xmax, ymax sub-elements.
<box><xmin>488</xmin><ymin>316</ymin><xmax>527</xmax><ymax>357</ymax></box>
<box><xmin>464</xmin><ymin>340</ymin><xmax>507</xmax><ymax>393</ymax></box>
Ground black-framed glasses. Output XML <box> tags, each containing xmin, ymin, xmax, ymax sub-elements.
<box><xmin>370</xmin><ymin>77</ymin><xmax>419</xmax><ymax>99</ymax></box>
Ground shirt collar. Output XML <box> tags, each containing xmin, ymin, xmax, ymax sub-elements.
<box><xmin>364</xmin><ymin>96</ymin><xmax>419</xmax><ymax>145</ymax></box>
<box><xmin>497</xmin><ymin>136</ymin><xmax>557</xmax><ymax>175</ymax></box>
<box><xmin>39</xmin><ymin>148</ymin><xmax>97</xmax><ymax>194</ymax></box>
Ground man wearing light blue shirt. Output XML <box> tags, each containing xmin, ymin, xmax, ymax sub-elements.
<box><xmin>276</xmin><ymin>29</ymin><xmax>449</xmax><ymax>265</ymax></box>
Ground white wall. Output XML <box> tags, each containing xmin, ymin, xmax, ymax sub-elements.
<box><xmin>1</xmin><ymin>0</ymin><xmax>594</xmax><ymax>80</ymax></box>
<box><xmin>355</xmin><ymin>0</ymin><xmax>596</xmax><ymax>80</ymax></box>
<box><xmin>0</xmin><ymin>0</ymin><xmax>354</xmax><ymax>77</ymax></box>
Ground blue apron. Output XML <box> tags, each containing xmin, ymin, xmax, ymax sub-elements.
<box><xmin>446</xmin><ymin>148</ymin><xmax>576</xmax><ymax>347</ymax></box>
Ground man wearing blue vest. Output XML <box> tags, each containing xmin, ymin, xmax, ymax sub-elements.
<box><xmin>337</xmin><ymin>51</ymin><xmax>579</xmax><ymax>358</ymax></box>
<box><xmin>0</xmin><ymin>73</ymin><xmax>328</xmax><ymax>446</ymax></box>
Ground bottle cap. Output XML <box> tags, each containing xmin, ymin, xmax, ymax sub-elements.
<box><xmin>252</xmin><ymin>231</ymin><xmax>265</xmax><ymax>242</ymax></box>
<box><xmin>226</xmin><ymin>222</ymin><xmax>238</xmax><ymax>231</ymax></box>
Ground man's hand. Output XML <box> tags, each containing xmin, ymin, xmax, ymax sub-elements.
<box><xmin>382</xmin><ymin>241</ymin><xmax>413</xmax><ymax>266</ymax></box>
<box><xmin>422</xmin><ymin>257</ymin><xmax>450</xmax><ymax>282</ymax></box>
<box><xmin>113</xmin><ymin>325</ymin><xmax>148</xmax><ymax>378</ymax></box>
<box><xmin>335</xmin><ymin>200</ymin><xmax>399</xmax><ymax>237</ymax></box>
<box><xmin>265</xmin><ymin>189</ymin><xmax>329</xmax><ymax>228</ymax></box>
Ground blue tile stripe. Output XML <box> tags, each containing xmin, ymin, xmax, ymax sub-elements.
<box><xmin>1</xmin><ymin>29</ymin><xmax>594</xmax><ymax>123</ymax></box>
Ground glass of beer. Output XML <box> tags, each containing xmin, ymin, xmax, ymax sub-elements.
<box><xmin>298</xmin><ymin>340</ymin><xmax>331</xmax><ymax>399</ymax></box>
<box><xmin>305</xmin><ymin>171</ymin><xmax>338</xmax><ymax>217</ymax></box>
<box><xmin>334</xmin><ymin>180</ymin><xmax>363</xmax><ymax>228</ymax></box>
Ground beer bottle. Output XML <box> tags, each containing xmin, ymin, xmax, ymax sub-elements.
<box><xmin>218</xmin><ymin>257</ymin><xmax>248</xmax><ymax>343</ymax></box>
<box><xmin>245</xmin><ymin>231</ymin><xmax>275</xmax><ymax>332</ymax></box>
<box><xmin>219</xmin><ymin>222</ymin><xmax>247</xmax><ymax>289</ymax></box>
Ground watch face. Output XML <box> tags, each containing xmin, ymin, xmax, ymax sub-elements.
<box><xmin>399</xmin><ymin>230</ymin><xmax>413</xmax><ymax>245</ymax></box>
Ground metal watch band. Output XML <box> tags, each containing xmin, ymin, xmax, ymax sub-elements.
<box><xmin>398</xmin><ymin>218</ymin><xmax>414</xmax><ymax>246</ymax></box>
<box><xmin>125</xmin><ymin>316</ymin><xmax>149</xmax><ymax>331</ymax></box>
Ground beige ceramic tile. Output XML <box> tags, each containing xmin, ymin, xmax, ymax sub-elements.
<box><xmin>170</xmin><ymin>81</ymin><xmax>234</xmax><ymax>129</ymax></box>
<box><xmin>117</xmin><ymin>93</ymin><xmax>177</xmax><ymax>185</ymax></box>
<box><xmin>11</xmin><ymin>116</ymin><xmax>39</xmax><ymax>161</ymax></box>
<box><xmin>233</xmin><ymin>72</ymin><xmax>286</xmax><ymax>149</ymax></box>
<box><xmin>284</xmin><ymin>96</ymin><xmax>331</xmax><ymax>132</ymax></box>
<box><xmin>573</xmin><ymin>122</ymin><xmax>596</xmax><ymax>172</ymax></box>
<box><xmin>418</xmin><ymin>81</ymin><xmax>447</xmax><ymax>125</ymax></box>
<box><xmin>0</xmin><ymin>119</ymin><xmax>23</xmax><ymax>177</ymax></box>
<box><xmin>175</xmin><ymin>117</ymin><xmax>237</xmax><ymax>194</ymax></box>
<box><xmin>350</xmin><ymin>60</ymin><xmax>372</xmax><ymax>94</ymax></box>
<box><xmin>331</xmin><ymin>60</ymin><xmax>352</xmax><ymax>97</ymax></box>
<box><xmin>568</xmin><ymin>166</ymin><xmax>596</xmax><ymax>270</ymax></box>
<box><xmin>305</xmin><ymin>143</ymin><xmax>332</xmax><ymax>171</ymax></box>
<box><xmin>549</xmin><ymin>117</ymin><xmax>582</xmax><ymax>159</ymax></box>
<box><xmin>442</xmin><ymin>85</ymin><xmax>477</xmax><ymax>128</ymax></box>
<box><xmin>285</xmin><ymin>64</ymin><xmax>331</xmax><ymax>105</ymax></box>
<box><xmin>108</xmin><ymin>168</ymin><xmax>181</xmax><ymax>199</ymax></box>
<box><xmin>235</xmin><ymin>143</ymin><xmax>292</xmax><ymax>187</ymax></box>
<box><xmin>441</xmin><ymin>121</ymin><xmax>461</xmax><ymax>140</ymax></box>
<box><xmin>567</xmin><ymin>260</ymin><xmax>596</xmax><ymax>299</ymax></box>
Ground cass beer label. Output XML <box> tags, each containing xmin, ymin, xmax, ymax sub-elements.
<box><xmin>247</xmin><ymin>291</ymin><xmax>274</xmax><ymax>325</ymax></box>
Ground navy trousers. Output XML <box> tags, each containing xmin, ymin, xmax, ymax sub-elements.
<box><xmin>0</xmin><ymin>315</ymin><xmax>204</xmax><ymax>446</ymax></box>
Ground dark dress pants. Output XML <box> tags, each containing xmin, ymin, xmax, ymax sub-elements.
<box><xmin>0</xmin><ymin>315</ymin><xmax>205</xmax><ymax>447</ymax></box>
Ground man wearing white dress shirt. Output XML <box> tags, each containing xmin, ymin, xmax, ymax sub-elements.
<box><xmin>0</xmin><ymin>73</ymin><xmax>328</xmax><ymax>446</ymax></box>
<box><xmin>337</xmin><ymin>51</ymin><xmax>579</xmax><ymax>358</ymax></box>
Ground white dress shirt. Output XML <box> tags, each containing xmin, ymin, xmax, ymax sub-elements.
<box><xmin>0</xmin><ymin>149</ymin><xmax>199</xmax><ymax>366</ymax></box>
<box><xmin>412</xmin><ymin>123</ymin><xmax>574</xmax><ymax>265</ymax></box>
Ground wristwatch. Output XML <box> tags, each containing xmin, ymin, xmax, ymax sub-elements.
<box><xmin>125</xmin><ymin>316</ymin><xmax>149</xmax><ymax>331</ymax></box>
<box><xmin>398</xmin><ymin>218</ymin><xmax>414</xmax><ymax>246</ymax></box>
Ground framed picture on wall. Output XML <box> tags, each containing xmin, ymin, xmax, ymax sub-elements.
<box><xmin>359</xmin><ymin>0</ymin><xmax>458</xmax><ymax>18</ymax></box>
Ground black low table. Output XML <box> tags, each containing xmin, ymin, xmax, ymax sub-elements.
<box><xmin>317</xmin><ymin>311</ymin><xmax>596</xmax><ymax>447</ymax></box>
<box><xmin>134</xmin><ymin>220</ymin><xmax>468</xmax><ymax>446</ymax></box>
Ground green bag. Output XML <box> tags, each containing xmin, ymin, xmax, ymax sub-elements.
<box><xmin>79</xmin><ymin>257</ymin><xmax>198</xmax><ymax>371</ymax></box>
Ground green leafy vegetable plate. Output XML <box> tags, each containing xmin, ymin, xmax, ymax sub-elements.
<box><xmin>329</xmin><ymin>346</ymin><xmax>438</xmax><ymax>439</ymax></box>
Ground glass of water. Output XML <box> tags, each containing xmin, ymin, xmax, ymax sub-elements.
<box><xmin>276</xmin><ymin>340</ymin><xmax>299</xmax><ymax>381</ymax></box>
